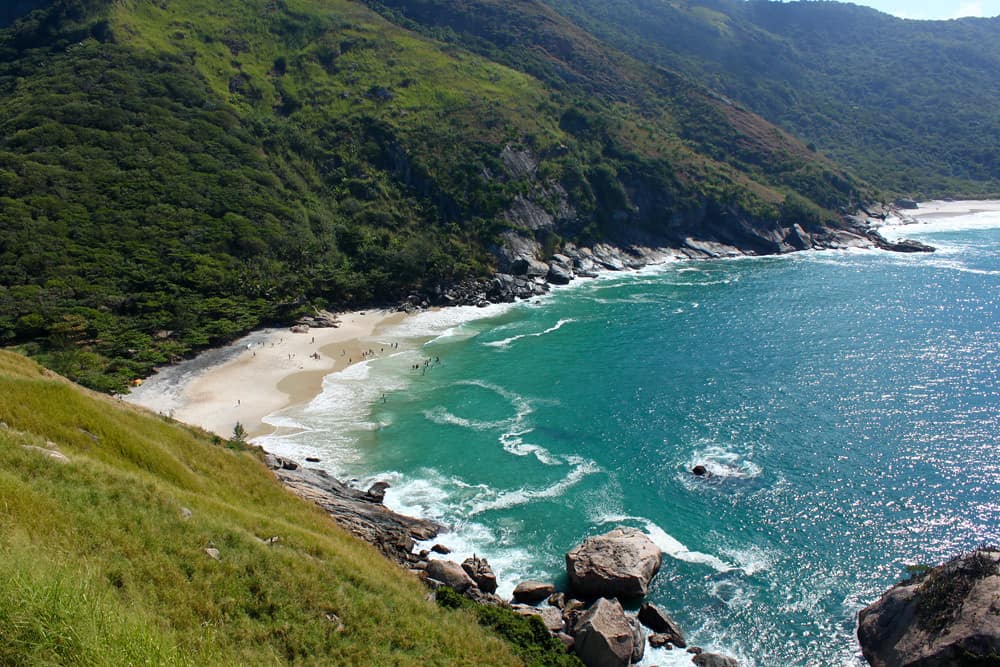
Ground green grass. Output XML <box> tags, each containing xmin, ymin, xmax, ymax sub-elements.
<box><xmin>0</xmin><ymin>350</ymin><xmax>522</xmax><ymax>666</ymax></box>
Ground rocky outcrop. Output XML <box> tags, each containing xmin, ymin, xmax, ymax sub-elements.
<box><xmin>462</xmin><ymin>555</ymin><xmax>498</xmax><ymax>594</ymax></box>
<box><xmin>692</xmin><ymin>653</ymin><xmax>739</xmax><ymax>667</ymax></box>
<box><xmin>268</xmin><ymin>456</ymin><xmax>440</xmax><ymax>566</ymax></box>
<box><xmin>513</xmin><ymin>580</ymin><xmax>556</xmax><ymax>604</ymax></box>
<box><xmin>573</xmin><ymin>597</ymin><xmax>640</xmax><ymax>667</ymax></box>
<box><xmin>426</xmin><ymin>559</ymin><xmax>476</xmax><ymax>593</ymax></box>
<box><xmin>866</xmin><ymin>230</ymin><xmax>935</xmax><ymax>253</ymax></box>
<box><xmin>857</xmin><ymin>548</ymin><xmax>1000</xmax><ymax>667</ymax></box>
<box><xmin>638</xmin><ymin>602</ymin><xmax>687</xmax><ymax>648</ymax></box>
<box><xmin>566</xmin><ymin>527</ymin><xmax>662</xmax><ymax>599</ymax></box>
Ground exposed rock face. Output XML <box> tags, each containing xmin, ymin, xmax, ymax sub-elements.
<box><xmin>21</xmin><ymin>445</ymin><xmax>70</xmax><ymax>463</ymax></box>
<box><xmin>566</xmin><ymin>527</ymin><xmax>662</xmax><ymax>599</ymax></box>
<box><xmin>866</xmin><ymin>230</ymin><xmax>935</xmax><ymax>253</ymax></box>
<box><xmin>269</xmin><ymin>457</ymin><xmax>440</xmax><ymax>566</ymax></box>
<box><xmin>513</xmin><ymin>580</ymin><xmax>556</xmax><ymax>604</ymax></box>
<box><xmin>857</xmin><ymin>548</ymin><xmax>1000</xmax><ymax>667</ymax></box>
<box><xmin>461</xmin><ymin>556</ymin><xmax>498</xmax><ymax>594</ymax></box>
<box><xmin>638</xmin><ymin>602</ymin><xmax>687</xmax><ymax>648</ymax></box>
<box><xmin>692</xmin><ymin>653</ymin><xmax>739</xmax><ymax>667</ymax></box>
<box><xmin>426</xmin><ymin>559</ymin><xmax>476</xmax><ymax>593</ymax></box>
<box><xmin>573</xmin><ymin>597</ymin><xmax>638</xmax><ymax>667</ymax></box>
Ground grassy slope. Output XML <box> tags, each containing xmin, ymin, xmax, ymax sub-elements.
<box><xmin>0</xmin><ymin>349</ymin><xmax>522</xmax><ymax>666</ymax></box>
<box><xmin>542</xmin><ymin>0</ymin><xmax>1000</xmax><ymax>198</ymax></box>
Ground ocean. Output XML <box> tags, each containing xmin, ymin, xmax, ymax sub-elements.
<box><xmin>260</xmin><ymin>207</ymin><xmax>1000</xmax><ymax>666</ymax></box>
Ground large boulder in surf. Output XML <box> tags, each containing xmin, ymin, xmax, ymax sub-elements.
<box><xmin>572</xmin><ymin>597</ymin><xmax>638</xmax><ymax>667</ymax></box>
<box><xmin>566</xmin><ymin>527</ymin><xmax>662</xmax><ymax>599</ymax></box>
<box><xmin>857</xmin><ymin>548</ymin><xmax>1000</xmax><ymax>667</ymax></box>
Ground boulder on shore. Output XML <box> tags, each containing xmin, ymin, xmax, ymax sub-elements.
<box><xmin>566</xmin><ymin>527</ymin><xmax>662</xmax><ymax>599</ymax></box>
<box><xmin>857</xmin><ymin>548</ymin><xmax>1000</xmax><ymax>667</ymax></box>
<box><xmin>461</xmin><ymin>556</ymin><xmax>498</xmax><ymax>594</ymax></box>
<box><xmin>512</xmin><ymin>580</ymin><xmax>556</xmax><ymax>604</ymax></box>
<box><xmin>637</xmin><ymin>602</ymin><xmax>686</xmax><ymax>648</ymax></box>
<box><xmin>572</xmin><ymin>597</ymin><xmax>637</xmax><ymax>667</ymax></box>
<box><xmin>425</xmin><ymin>559</ymin><xmax>476</xmax><ymax>593</ymax></box>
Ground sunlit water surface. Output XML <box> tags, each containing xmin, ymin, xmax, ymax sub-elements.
<box><xmin>262</xmin><ymin>209</ymin><xmax>999</xmax><ymax>666</ymax></box>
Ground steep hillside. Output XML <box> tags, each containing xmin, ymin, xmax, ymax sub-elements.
<box><xmin>542</xmin><ymin>0</ymin><xmax>1000</xmax><ymax>197</ymax></box>
<box><xmin>1</xmin><ymin>0</ymin><xmax>867</xmax><ymax>391</ymax></box>
<box><xmin>0</xmin><ymin>349</ymin><xmax>531</xmax><ymax>665</ymax></box>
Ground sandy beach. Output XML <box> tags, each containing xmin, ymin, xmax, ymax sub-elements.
<box><xmin>126</xmin><ymin>310</ymin><xmax>405</xmax><ymax>439</ymax></box>
<box><xmin>904</xmin><ymin>199</ymin><xmax>1000</xmax><ymax>219</ymax></box>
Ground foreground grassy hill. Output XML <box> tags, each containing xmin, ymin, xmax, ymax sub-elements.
<box><xmin>542</xmin><ymin>0</ymin><xmax>1000</xmax><ymax>197</ymax></box>
<box><xmin>0</xmin><ymin>349</ymin><xmax>529</xmax><ymax>665</ymax></box>
<box><xmin>0</xmin><ymin>0</ymin><xmax>866</xmax><ymax>391</ymax></box>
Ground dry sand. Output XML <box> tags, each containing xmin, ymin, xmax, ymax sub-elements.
<box><xmin>126</xmin><ymin>310</ymin><xmax>405</xmax><ymax>439</ymax></box>
<box><xmin>908</xmin><ymin>199</ymin><xmax>1000</xmax><ymax>219</ymax></box>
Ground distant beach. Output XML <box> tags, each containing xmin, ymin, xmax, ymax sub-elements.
<box><xmin>126</xmin><ymin>309</ymin><xmax>405</xmax><ymax>439</ymax></box>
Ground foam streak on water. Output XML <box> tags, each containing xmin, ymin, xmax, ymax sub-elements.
<box><xmin>264</xmin><ymin>206</ymin><xmax>1000</xmax><ymax>665</ymax></box>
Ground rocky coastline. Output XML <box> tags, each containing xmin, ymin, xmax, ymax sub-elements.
<box><xmin>264</xmin><ymin>452</ymin><xmax>1000</xmax><ymax>667</ymax></box>
<box><xmin>267</xmin><ymin>452</ymin><xmax>739</xmax><ymax>666</ymax></box>
<box><xmin>391</xmin><ymin>205</ymin><xmax>932</xmax><ymax>312</ymax></box>
<box><xmin>264</xmin><ymin>202</ymin><xmax>945</xmax><ymax>666</ymax></box>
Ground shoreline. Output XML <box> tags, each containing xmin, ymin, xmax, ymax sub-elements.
<box><xmin>126</xmin><ymin>309</ymin><xmax>405</xmax><ymax>440</ymax></box>
<box><xmin>124</xmin><ymin>200</ymin><xmax>963</xmax><ymax>443</ymax></box>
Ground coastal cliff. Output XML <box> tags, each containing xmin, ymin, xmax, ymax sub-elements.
<box><xmin>858</xmin><ymin>549</ymin><xmax>1000</xmax><ymax>667</ymax></box>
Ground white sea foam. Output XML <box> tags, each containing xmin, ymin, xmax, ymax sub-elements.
<box><xmin>719</xmin><ymin>543</ymin><xmax>777</xmax><ymax>576</ymax></box>
<box><xmin>880</xmin><ymin>206</ymin><xmax>1000</xmax><ymax>239</ymax></box>
<box><xmin>596</xmin><ymin>514</ymin><xmax>733</xmax><ymax>572</ymax></box>
<box><xmin>423</xmin><ymin>406</ymin><xmax>509</xmax><ymax>431</ymax></box>
<box><xmin>483</xmin><ymin>318</ymin><xmax>575</xmax><ymax>348</ymax></box>
<box><xmin>683</xmin><ymin>444</ymin><xmax>764</xmax><ymax>481</ymax></box>
<box><xmin>383</xmin><ymin>302</ymin><xmax>519</xmax><ymax>340</ymax></box>
<box><xmin>467</xmin><ymin>458</ymin><xmax>600</xmax><ymax>515</ymax></box>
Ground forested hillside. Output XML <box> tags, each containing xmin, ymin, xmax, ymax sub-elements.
<box><xmin>0</xmin><ymin>0</ymin><xmax>865</xmax><ymax>390</ymax></box>
<box><xmin>542</xmin><ymin>0</ymin><xmax>1000</xmax><ymax>197</ymax></box>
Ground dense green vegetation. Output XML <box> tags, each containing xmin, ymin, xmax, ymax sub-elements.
<box><xmin>542</xmin><ymin>0</ymin><xmax>1000</xmax><ymax>198</ymax></box>
<box><xmin>0</xmin><ymin>349</ymin><xmax>525</xmax><ymax>664</ymax></box>
<box><xmin>436</xmin><ymin>587</ymin><xmax>583</xmax><ymax>667</ymax></box>
<box><xmin>0</xmin><ymin>0</ymin><xmax>865</xmax><ymax>391</ymax></box>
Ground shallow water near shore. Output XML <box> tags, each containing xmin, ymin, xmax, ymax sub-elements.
<box><xmin>261</xmin><ymin>207</ymin><xmax>1000</xmax><ymax>666</ymax></box>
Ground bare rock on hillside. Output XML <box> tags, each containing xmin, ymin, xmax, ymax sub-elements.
<box><xmin>857</xmin><ymin>548</ymin><xmax>1000</xmax><ymax>667</ymax></box>
<box><xmin>273</xmin><ymin>461</ymin><xmax>441</xmax><ymax>566</ymax></box>
<box><xmin>21</xmin><ymin>445</ymin><xmax>70</xmax><ymax>463</ymax></box>
<box><xmin>426</xmin><ymin>559</ymin><xmax>476</xmax><ymax>593</ymax></box>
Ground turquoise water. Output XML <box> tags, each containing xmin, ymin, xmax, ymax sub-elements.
<box><xmin>262</xmin><ymin>210</ymin><xmax>1000</xmax><ymax>666</ymax></box>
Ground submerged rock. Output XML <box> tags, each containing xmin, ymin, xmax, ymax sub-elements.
<box><xmin>566</xmin><ymin>526</ymin><xmax>662</xmax><ymax>599</ymax></box>
<box><xmin>857</xmin><ymin>548</ymin><xmax>1000</xmax><ymax>667</ymax></box>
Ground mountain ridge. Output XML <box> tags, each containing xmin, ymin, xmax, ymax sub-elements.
<box><xmin>0</xmin><ymin>0</ymin><xmax>871</xmax><ymax>390</ymax></box>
